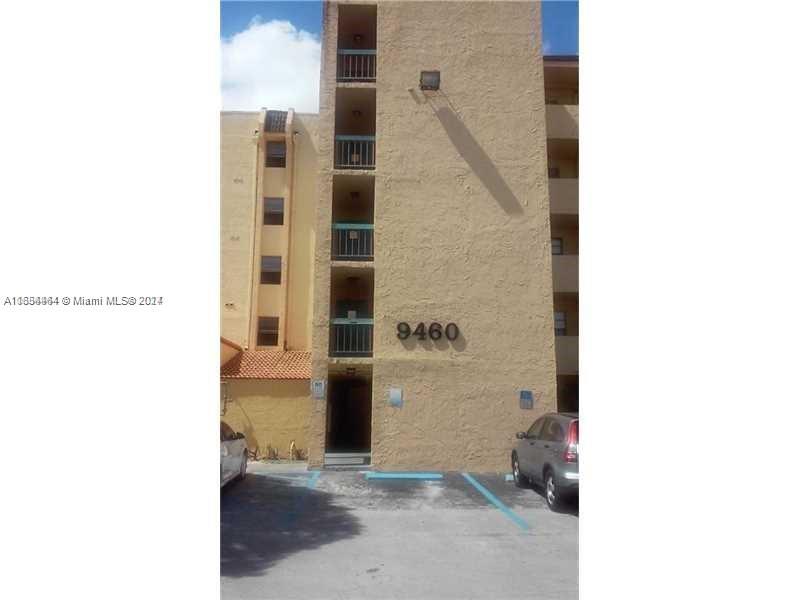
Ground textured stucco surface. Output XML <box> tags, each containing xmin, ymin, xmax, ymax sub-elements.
<box><xmin>221</xmin><ymin>112</ymin><xmax>260</xmax><ymax>347</ymax></box>
<box><xmin>545</xmin><ymin>104</ymin><xmax>579</xmax><ymax>139</ymax></box>
<box><xmin>222</xmin><ymin>379</ymin><xmax>311</xmax><ymax>459</ymax></box>
<box><xmin>309</xmin><ymin>1</ymin><xmax>558</xmax><ymax>471</ymax></box>
<box><xmin>548</xmin><ymin>178</ymin><xmax>578</xmax><ymax>214</ymax></box>
<box><xmin>221</xmin><ymin>111</ymin><xmax>318</xmax><ymax>351</ymax></box>
<box><xmin>286</xmin><ymin>114</ymin><xmax>319</xmax><ymax>350</ymax></box>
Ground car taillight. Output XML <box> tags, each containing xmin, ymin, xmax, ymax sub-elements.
<box><xmin>563</xmin><ymin>420</ymin><xmax>578</xmax><ymax>463</ymax></box>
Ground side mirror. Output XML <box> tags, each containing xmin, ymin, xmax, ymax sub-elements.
<box><xmin>516</xmin><ymin>431</ymin><xmax>527</xmax><ymax>440</ymax></box>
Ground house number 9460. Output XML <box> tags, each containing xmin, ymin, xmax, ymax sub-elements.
<box><xmin>397</xmin><ymin>322</ymin><xmax>459</xmax><ymax>341</ymax></box>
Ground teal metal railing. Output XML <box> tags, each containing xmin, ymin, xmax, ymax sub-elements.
<box><xmin>334</xmin><ymin>135</ymin><xmax>375</xmax><ymax>169</ymax></box>
<box><xmin>332</xmin><ymin>223</ymin><xmax>374</xmax><ymax>260</ymax></box>
<box><xmin>330</xmin><ymin>318</ymin><xmax>373</xmax><ymax>357</ymax></box>
<box><xmin>337</xmin><ymin>49</ymin><xmax>376</xmax><ymax>81</ymax></box>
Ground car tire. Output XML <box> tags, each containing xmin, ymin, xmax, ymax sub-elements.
<box><xmin>544</xmin><ymin>469</ymin><xmax>562</xmax><ymax>511</ymax></box>
<box><xmin>238</xmin><ymin>453</ymin><xmax>247</xmax><ymax>481</ymax></box>
<box><xmin>512</xmin><ymin>452</ymin><xmax>527</xmax><ymax>488</ymax></box>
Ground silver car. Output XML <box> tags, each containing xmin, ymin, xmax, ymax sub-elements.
<box><xmin>220</xmin><ymin>421</ymin><xmax>248</xmax><ymax>488</ymax></box>
<box><xmin>511</xmin><ymin>412</ymin><xmax>578</xmax><ymax>510</ymax></box>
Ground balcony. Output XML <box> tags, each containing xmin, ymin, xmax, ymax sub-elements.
<box><xmin>337</xmin><ymin>49</ymin><xmax>376</xmax><ymax>82</ymax></box>
<box><xmin>546</xmin><ymin>104</ymin><xmax>579</xmax><ymax>139</ymax></box>
<box><xmin>330</xmin><ymin>319</ymin><xmax>373</xmax><ymax>357</ymax></box>
<box><xmin>555</xmin><ymin>336</ymin><xmax>578</xmax><ymax>375</ymax></box>
<box><xmin>335</xmin><ymin>136</ymin><xmax>375</xmax><ymax>169</ymax></box>
<box><xmin>549</xmin><ymin>178</ymin><xmax>578</xmax><ymax>215</ymax></box>
<box><xmin>332</xmin><ymin>223</ymin><xmax>374</xmax><ymax>260</ymax></box>
<box><xmin>552</xmin><ymin>254</ymin><xmax>578</xmax><ymax>293</ymax></box>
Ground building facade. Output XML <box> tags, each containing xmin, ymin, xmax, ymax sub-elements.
<box><xmin>544</xmin><ymin>56</ymin><xmax>579</xmax><ymax>413</ymax></box>
<box><xmin>219</xmin><ymin>109</ymin><xmax>318</xmax><ymax>459</ymax></box>
<box><xmin>220</xmin><ymin>1</ymin><xmax>579</xmax><ymax>471</ymax></box>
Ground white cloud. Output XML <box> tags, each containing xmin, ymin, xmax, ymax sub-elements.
<box><xmin>221</xmin><ymin>17</ymin><xmax>320</xmax><ymax>112</ymax></box>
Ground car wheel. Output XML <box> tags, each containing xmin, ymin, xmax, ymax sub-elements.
<box><xmin>544</xmin><ymin>469</ymin><xmax>562</xmax><ymax>511</ymax></box>
<box><xmin>512</xmin><ymin>452</ymin><xmax>527</xmax><ymax>488</ymax></box>
<box><xmin>238</xmin><ymin>453</ymin><xmax>247</xmax><ymax>481</ymax></box>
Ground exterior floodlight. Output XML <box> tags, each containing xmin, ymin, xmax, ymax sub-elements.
<box><xmin>420</xmin><ymin>71</ymin><xmax>440</xmax><ymax>90</ymax></box>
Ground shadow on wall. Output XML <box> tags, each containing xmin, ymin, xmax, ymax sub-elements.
<box><xmin>221</xmin><ymin>474</ymin><xmax>362</xmax><ymax>578</ymax></box>
<box><xmin>431</xmin><ymin>100</ymin><xmax>524</xmax><ymax>216</ymax></box>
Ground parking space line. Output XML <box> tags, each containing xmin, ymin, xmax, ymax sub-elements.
<box><xmin>364</xmin><ymin>472</ymin><xmax>443</xmax><ymax>480</ymax></box>
<box><xmin>307</xmin><ymin>471</ymin><xmax>321</xmax><ymax>488</ymax></box>
<box><xmin>462</xmin><ymin>473</ymin><xmax>531</xmax><ymax>531</ymax></box>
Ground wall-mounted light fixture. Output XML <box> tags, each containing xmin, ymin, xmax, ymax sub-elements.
<box><xmin>353</xmin><ymin>34</ymin><xmax>363</xmax><ymax>44</ymax></box>
<box><xmin>420</xmin><ymin>71</ymin><xmax>440</xmax><ymax>90</ymax></box>
<box><xmin>352</xmin><ymin>109</ymin><xmax>363</xmax><ymax>117</ymax></box>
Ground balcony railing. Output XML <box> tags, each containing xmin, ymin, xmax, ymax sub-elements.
<box><xmin>330</xmin><ymin>318</ymin><xmax>373</xmax><ymax>357</ymax></box>
<box><xmin>332</xmin><ymin>223</ymin><xmax>374</xmax><ymax>260</ymax></box>
<box><xmin>337</xmin><ymin>49</ymin><xmax>376</xmax><ymax>82</ymax></box>
<box><xmin>334</xmin><ymin>136</ymin><xmax>375</xmax><ymax>169</ymax></box>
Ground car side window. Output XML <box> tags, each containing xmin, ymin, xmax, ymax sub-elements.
<box><xmin>527</xmin><ymin>418</ymin><xmax>545</xmax><ymax>439</ymax></box>
<box><xmin>540</xmin><ymin>419</ymin><xmax>565</xmax><ymax>443</ymax></box>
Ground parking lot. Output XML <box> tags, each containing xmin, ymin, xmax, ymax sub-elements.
<box><xmin>221</xmin><ymin>463</ymin><xmax>578</xmax><ymax>600</ymax></box>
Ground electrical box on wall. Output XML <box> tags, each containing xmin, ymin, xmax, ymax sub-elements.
<box><xmin>520</xmin><ymin>390</ymin><xmax>534</xmax><ymax>410</ymax></box>
<box><xmin>389</xmin><ymin>387</ymin><xmax>403</xmax><ymax>408</ymax></box>
<box><xmin>311</xmin><ymin>379</ymin><xmax>326</xmax><ymax>400</ymax></box>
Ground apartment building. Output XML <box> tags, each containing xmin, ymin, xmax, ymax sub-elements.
<box><xmin>219</xmin><ymin>108</ymin><xmax>318</xmax><ymax>458</ymax></box>
<box><xmin>545</xmin><ymin>55</ymin><xmax>579</xmax><ymax>413</ymax></box>
<box><xmin>219</xmin><ymin>1</ymin><xmax>578</xmax><ymax>471</ymax></box>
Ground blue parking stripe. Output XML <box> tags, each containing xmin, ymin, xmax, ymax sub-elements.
<box><xmin>365</xmin><ymin>472</ymin><xmax>443</xmax><ymax>480</ymax></box>
<box><xmin>307</xmin><ymin>471</ymin><xmax>321</xmax><ymax>488</ymax></box>
<box><xmin>462</xmin><ymin>473</ymin><xmax>531</xmax><ymax>531</ymax></box>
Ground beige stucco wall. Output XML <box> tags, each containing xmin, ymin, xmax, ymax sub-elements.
<box><xmin>545</xmin><ymin>104</ymin><xmax>579</xmax><ymax>139</ymax></box>
<box><xmin>549</xmin><ymin>178</ymin><xmax>578</xmax><ymax>215</ymax></box>
<box><xmin>552</xmin><ymin>254</ymin><xmax>578</xmax><ymax>293</ymax></box>
<box><xmin>309</xmin><ymin>1</ymin><xmax>557</xmax><ymax>472</ymax></box>
<box><xmin>286</xmin><ymin>114</ymin><xmax>319</xmax><ymax>350</ymax></box>
<box><xmin>221</xmin><ymin>112</ymin><xmax>260</xmax><ymax>347</ymax></box>
<box><xmin>555</xmin><ymin>336</ymin><xmax>578</xmax><ymax>375</ymax></box>
<box><xmin>239</xmin><ymin>112</ymin><xmax>319</xmax><ymax>351</ymax></box>
<box><xmin>221</xmin><ymin>379</ymin><xmax>311</xmax><ymax>459</ymax></box>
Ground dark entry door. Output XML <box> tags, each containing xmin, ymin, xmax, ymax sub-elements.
<box><xmin>326</xmin><ymin>378</ymin><xmax>371</xmax><ymax>453</ymax></box>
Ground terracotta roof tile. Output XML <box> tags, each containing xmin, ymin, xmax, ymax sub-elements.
<box><xmin>220</xmin><ymin>350</ymin><xmax>310</xmax><ymax>380</ymax></box>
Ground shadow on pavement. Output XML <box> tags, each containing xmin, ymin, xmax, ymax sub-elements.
<box><xmin>221</xmin><ymin>473</ymin><xmax>362</xmax><ymax>578</ymax></box>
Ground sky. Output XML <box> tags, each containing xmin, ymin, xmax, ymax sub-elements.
<box><xmin>221</xmin><ymin>1</ymin><xmax>578</xmax><ymax>111</ymax></box>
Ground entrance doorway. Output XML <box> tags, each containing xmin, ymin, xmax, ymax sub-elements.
<box><xmin>325</xmin><ymin>374</ymin><xmax>372</xmax><ymax>466</ymax></box>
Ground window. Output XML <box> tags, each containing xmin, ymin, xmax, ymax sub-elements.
<box><xmin>527</xmin><ymin>417</ymin><xmax>545</xmax><ymax>439</ymax></box>
<box><xmin>540</xmin><ymin>418</ymin><xmax>565</xmax><ymax>443</ymax></box>
<box><xmin>260</xmin><ymin>256</ymin><xmax>282</xmax><ymax>285</ymax></box>
<box><xmin>264</xmin><ymin>197</ymin><xmax>284</xmax><ymax>225</ymax></box>
<box><xmin>554</xmin><ymin>311</ymin><xmax>567</xmax><ymax>336</ymax></box>
<box><xmin>257</xmin><ymin>317</ymin><xmax>279</xmax><ymax>346</ymax></box>
<box><xmin>548</xmin><ymin>166</ymin><xmax>560</xmax><ymax>178</ymax></box>
<box><xmin>266</xmin><ymin>141</ymin><xmax>286</xmax><ymax>167</ymax></box>
<box><xmin>552</xmin><ymin>238</ymin><xmax>563</xmax><ymax>255</ymax></box>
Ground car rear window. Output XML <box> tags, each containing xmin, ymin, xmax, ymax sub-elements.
<box><xmin>220</xmin><ymin>422</ymin><xmax>235</xmax><ymax>441</ymax></box>
<box><xmin>540</xmin><ymin>419</ymin><xmax>565</xmax><ymax>442</ymax></box>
